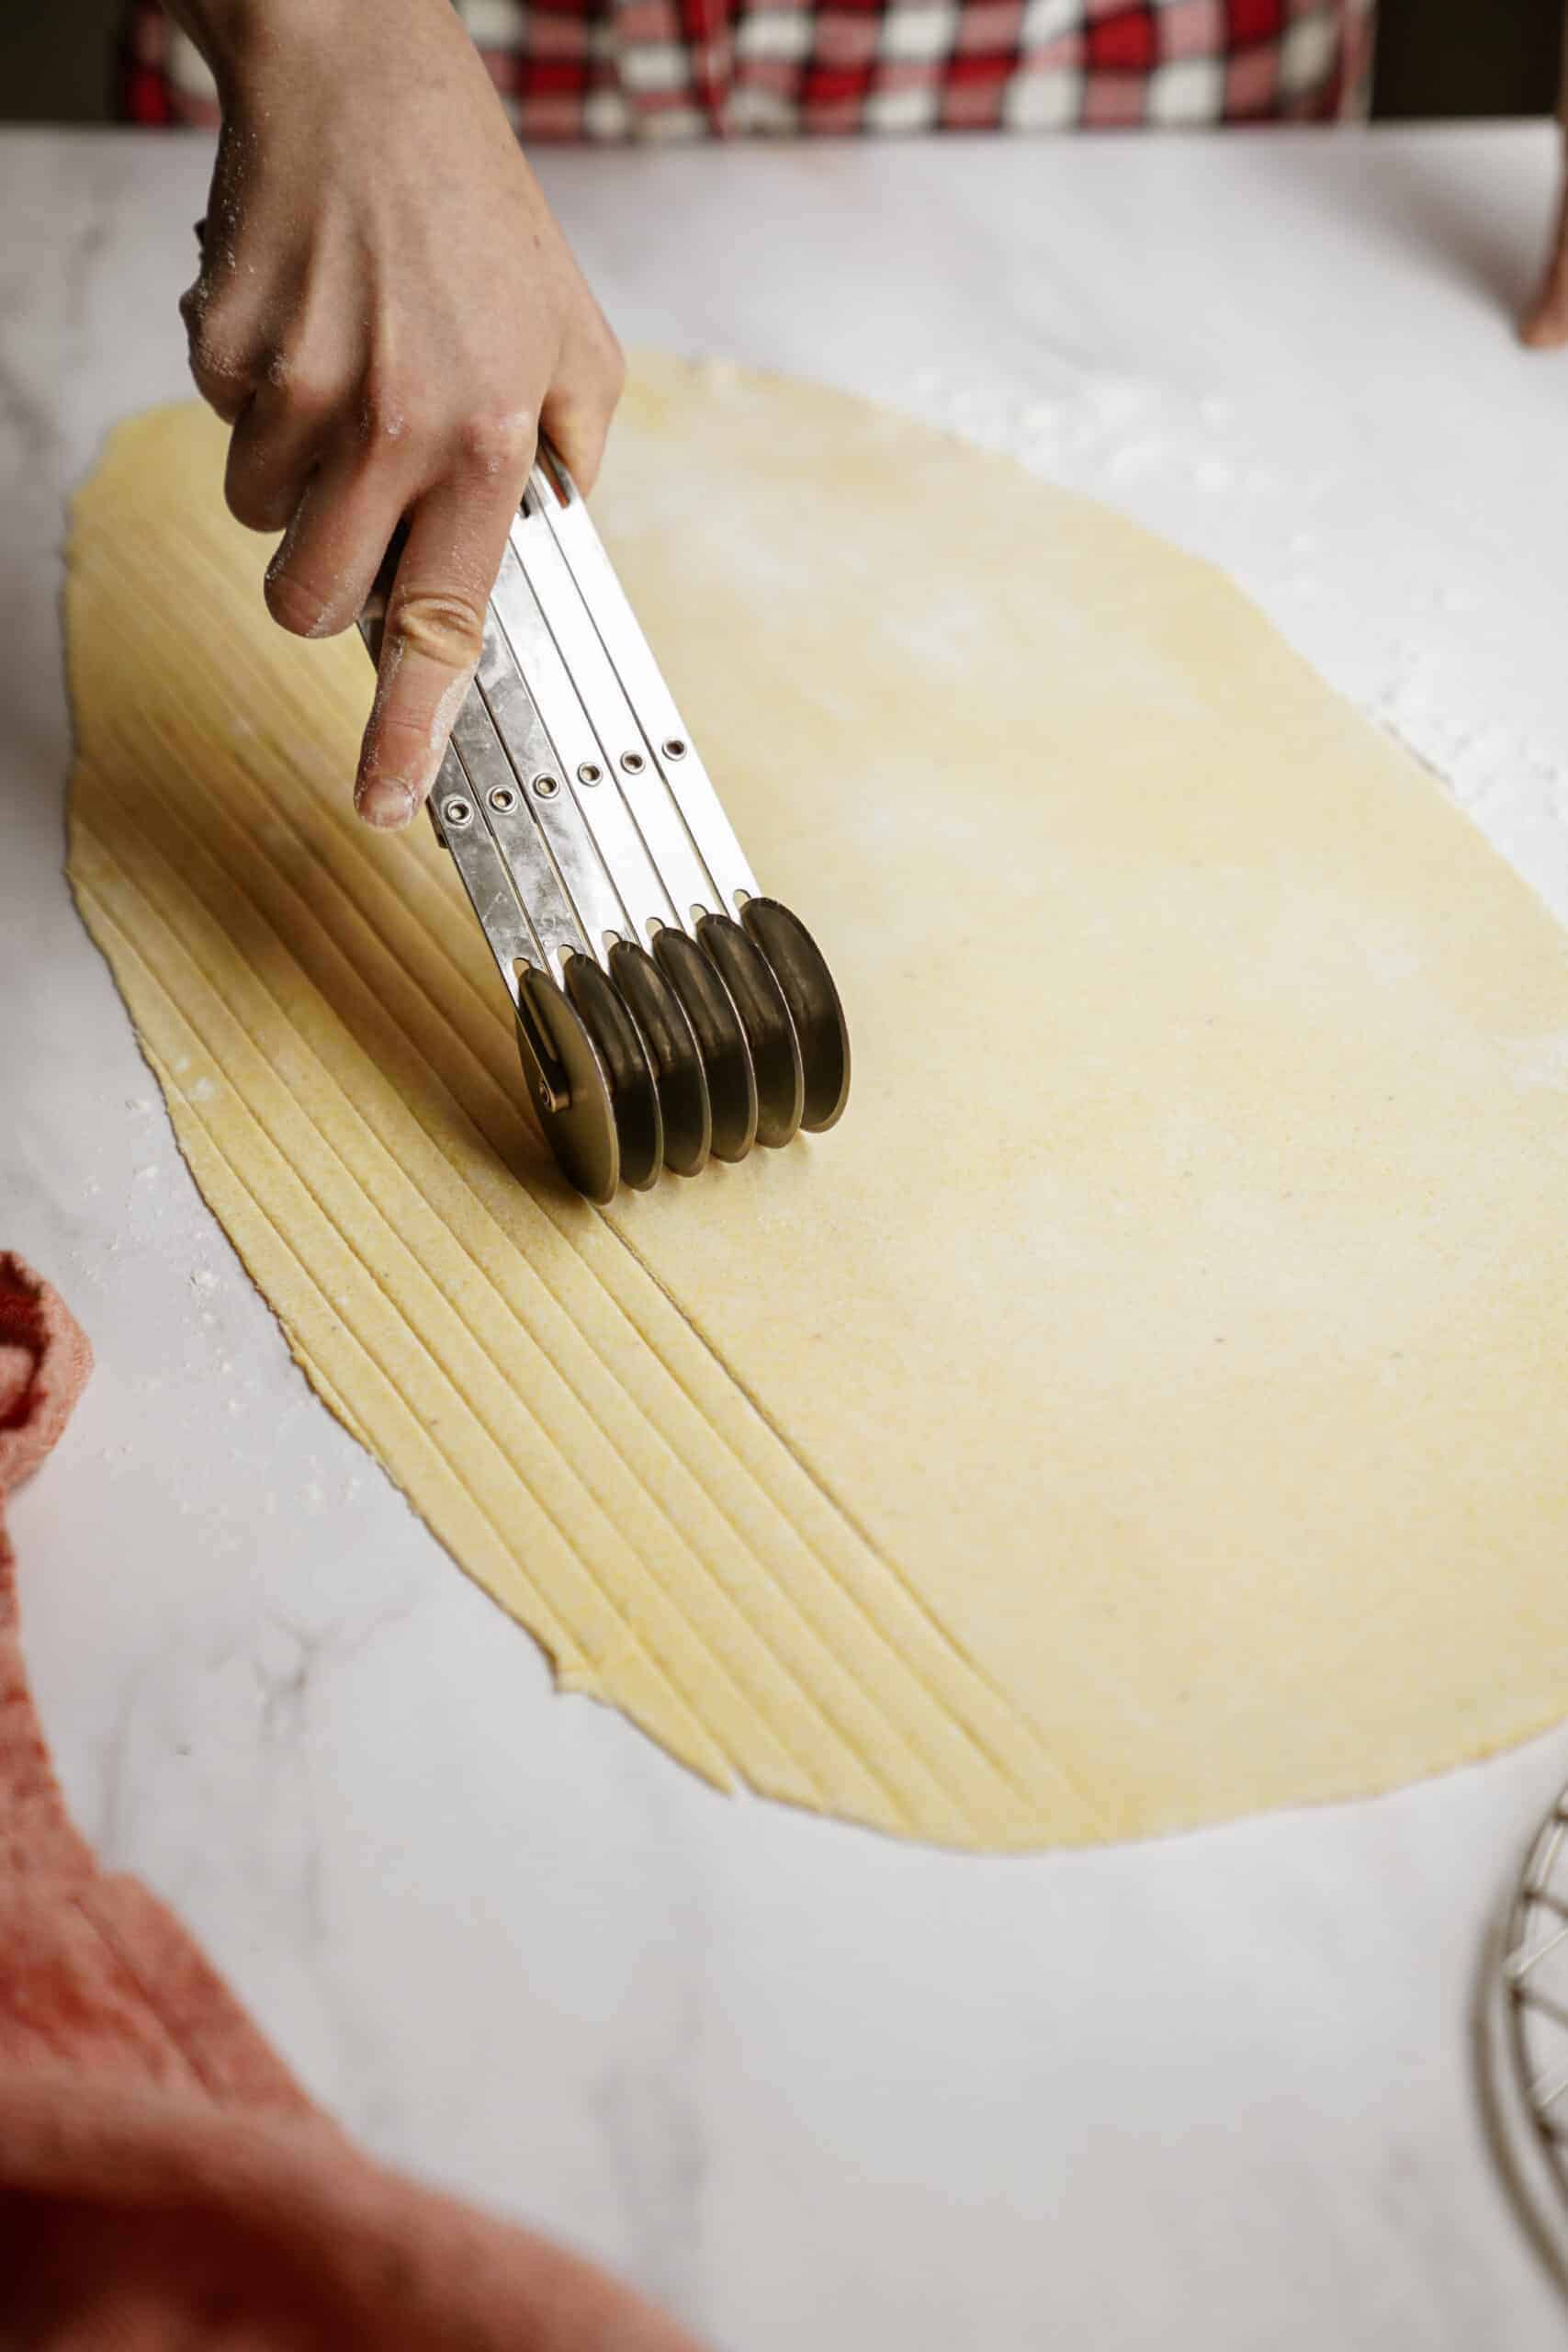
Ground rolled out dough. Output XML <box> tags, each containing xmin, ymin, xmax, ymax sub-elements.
<box><xmin>66</xmin><ymin>356</ymin><xmax>1568</xmax><ymax>1850</ymax></box>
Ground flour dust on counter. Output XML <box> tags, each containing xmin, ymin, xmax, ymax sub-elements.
<box><xmin>62</xmin><ymin>353</ymin><xmax>1568</xmax><ymax>1852</ymax></box>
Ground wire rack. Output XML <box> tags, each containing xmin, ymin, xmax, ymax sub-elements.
<box><xmin>1498</xmin><ymin>1785</ymin><xmax>1568</xmax><ymax>2271</ymax></box>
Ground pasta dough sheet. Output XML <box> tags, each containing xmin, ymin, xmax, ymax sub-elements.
<box><xmin>65</xmin><ymin>357</ymin><xmax>1568</xmax><ymax>1850</ymax></box>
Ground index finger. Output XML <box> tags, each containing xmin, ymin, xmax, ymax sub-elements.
<box><xmin>355</xmin><ymin>470</ymin><xmax>525</xmax><ymax>830</ymax></box>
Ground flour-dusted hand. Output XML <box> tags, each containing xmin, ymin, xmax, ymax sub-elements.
<box><xmin>170</xmin><ymin>0</ymin><xmax>625</xmax><ymax>829</ymax></box>
<box><xmin>1521</xmin><ymin>127</ymin><xmax>1568</xmax><ymax>350</ymax></box>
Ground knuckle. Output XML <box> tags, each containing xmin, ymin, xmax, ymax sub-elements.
<box><xmin>358</xmin><ymin>375</ymin><xmax>415</xmax><ymax>448</ymax></box>
<box><xmin>184</xmin><ymin>292</ymin><xmax>250</xmax><ymax>378</ymax></box>
<box><xmin>273</xmin><ymin>350</ymin><xmax>341</xmax><ymax>424</ymax></box>
<box><xmin>186</xmin><ymin>322</ymin><xmax>260</xmax><ymax>419</ymax></box>
<box><xmin>178</xmin><ymin>270</ymin><xmax>220</xmax><ymax>333</ymax></box>
<box><xmin>599</xmin><ymin>332</ymin><xmax>628</xmax><ymax>405</ymax></box>
<box><xmin>389</xmin><ymin>587</ymin><xmax>487</xmax><ymax>668</ymax></box>
<box><xmin>455</xmin><ymin>405</ymin><xmax>536</xmax><ymax>480</ymax></box>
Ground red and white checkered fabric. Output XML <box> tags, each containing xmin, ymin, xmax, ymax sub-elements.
<box><xmin>121</xmin><ymin>0</ymin><xmax>1374</xmax><ymax>140</ymax></box>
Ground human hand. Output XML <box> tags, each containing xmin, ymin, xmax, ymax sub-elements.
<box><xmin>173</xmin><ymin>0</ymin><xmax>625</xmax><ymax>828</ymax></box>
<box><xmin>1521</xmin><ymin>129</ymin><xmax>1568</xmax><ymax>349</ymax></box>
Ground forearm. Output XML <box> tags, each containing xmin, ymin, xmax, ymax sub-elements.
<box><xmin>164</xmin><ymin>0</ymin><xmax>404</xmax><ymax>100</ymax></box>
<box><xmin>1517</xmin><ymin>3</ymin><xmax>1568</xmax><ymax>346</ymax></box>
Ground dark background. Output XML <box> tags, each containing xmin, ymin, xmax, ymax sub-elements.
<box><xmin>0</xmin><ymin>0</ymin><xmax>1563</xmax><ymax>121</ymax></box>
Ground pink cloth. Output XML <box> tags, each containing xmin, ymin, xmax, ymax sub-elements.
<box><xmin>0</xmin><ymin>1252</ymin><xmax>705</xmax><ymax>2350</ymax></box>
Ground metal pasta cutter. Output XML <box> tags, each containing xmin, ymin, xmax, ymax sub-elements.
<box><xmin>363</xmin><ymin>445</ymin><xmax>850</xmax><ymax>1204</ymax></box>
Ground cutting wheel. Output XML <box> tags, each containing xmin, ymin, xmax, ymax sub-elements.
<box><xmin>564</xmin><ymin>953</ymin><xmax>663</xmax><ymax>1192</ymax></box>
<box><xmin>740</xmin><ymin>897</ymin><xmax>852</xmax><ymax>1134</ymax></box>
<box><xmin>609</xmin><ymin>939</ymin><xmax>712</xmax><ymax>1177</ymax></box>
<box><xmin>653</xmin><ymin>926</ymin><xmax>759</xmax><ymax>1164</ymax></box>
<box><xmin>514</xmin><ymin>967</ymin><xmax>618</xmax><ymax>1205</ymax></box>
<box><xmin>697</xmin><ymin>912</ymin><xmax>805</xmax><ymax>1149</ymax></box>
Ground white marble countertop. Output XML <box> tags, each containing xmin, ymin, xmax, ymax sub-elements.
<box><xmin>6</xmin><ymin>122</ymin><xmax>1568</xmax><ymax>2349</ymax></box>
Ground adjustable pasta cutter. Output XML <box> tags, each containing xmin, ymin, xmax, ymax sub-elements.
<box><xmin>363</xmin><ymin>445</ymin><xmax>850</xmax><ymax>1204</ymax></box>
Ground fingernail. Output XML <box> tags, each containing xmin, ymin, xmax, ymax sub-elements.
<box><xmin>356</xmin><ymin>779</ymin><xmax>416</xmax><ymax>831</ymax></box>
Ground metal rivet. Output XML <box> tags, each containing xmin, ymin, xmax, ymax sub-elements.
<box><xmin>620</xmin><ymin>751</ymin><xmax>645</xmax><ymax>775</ymax></box>
<box><xmin>578</xmin><ymin>762</ymin><xmax>602</xmax><ymax>786</ymax></box>
<box><xmin>444</xmin><ymin>797</ymin><xmax>472</xmax><ymax>827</ymax></box>
<box><xmin>488</xmin><ymin>786</ymin><xmax>516</xmax><ymax>813</ymax></box>
<box><xmin>662</xmin><ymin>737</ymin><xmax>687</xmax><ymax>761</ymax></box>
<box><xmin>534</xmin><ymin>774</ymin><xmax>559</xmax><ymax>798</ymax></box>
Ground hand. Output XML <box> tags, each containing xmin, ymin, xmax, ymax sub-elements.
<box><xmin>1521</xmin><ymin>129</ymin><xmax>1568</xmax><ymax>349</ymax></box>
<box><xmin>173</xmin><ymin>0</ymin><xmax>625</xmax><ymax>829</ymax></box>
